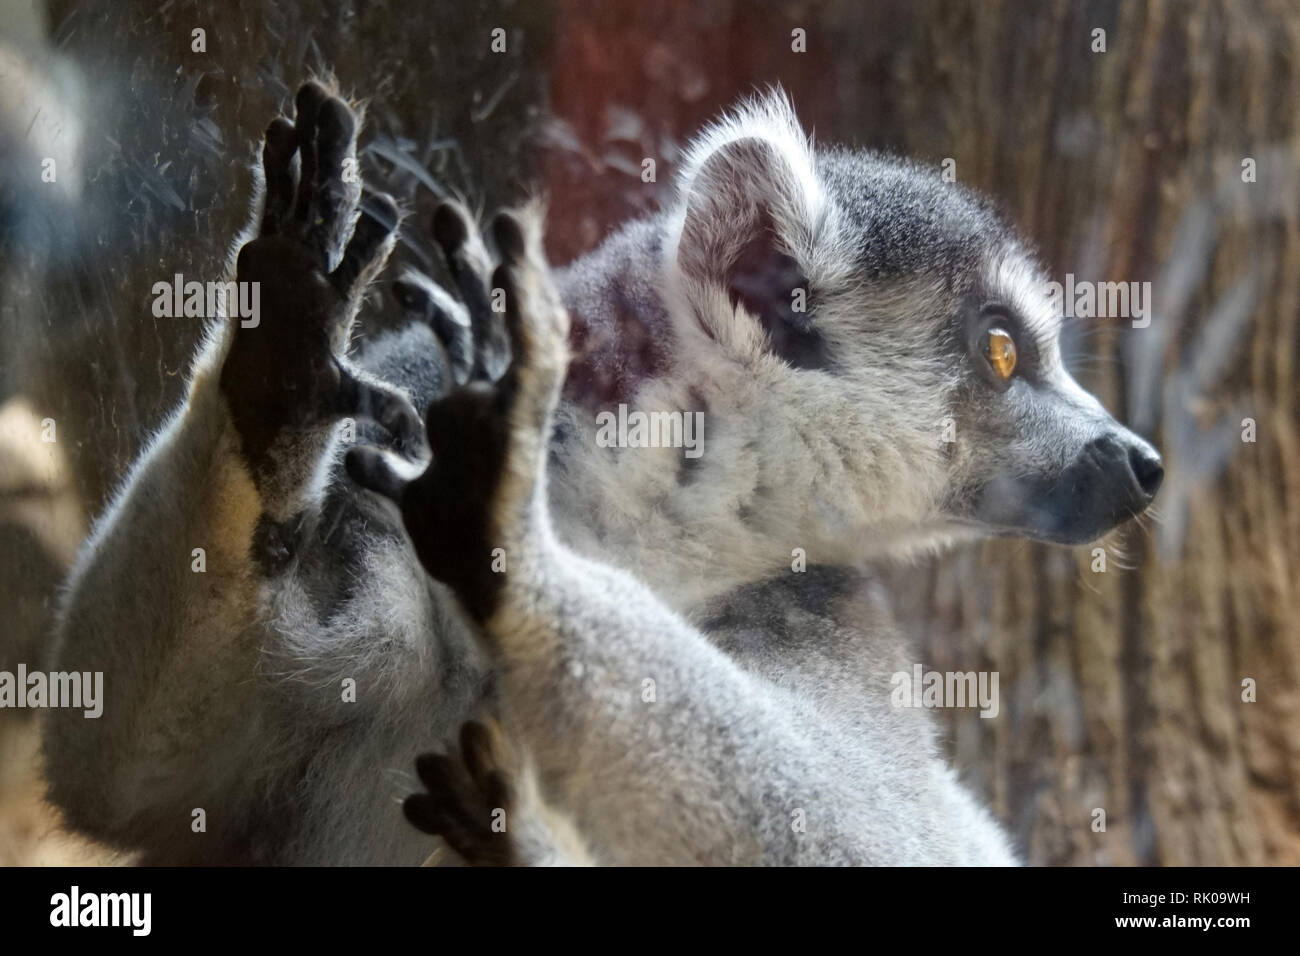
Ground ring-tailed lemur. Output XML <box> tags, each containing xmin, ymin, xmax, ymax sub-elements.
<box><xmin>41</xmin><ymin>79</ymin><xmax>1161</xmax><ymax>865</ymax></box>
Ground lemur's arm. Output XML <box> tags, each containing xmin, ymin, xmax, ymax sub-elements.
<box><xmin>349</xmin><ymin>206</ymin><xmax>868</xmax><ymax>866</ymax></box>
<box><xmin>42</xmin><ymin>82</ymin><xmax>417</xmax><ymax>858</ymax></box>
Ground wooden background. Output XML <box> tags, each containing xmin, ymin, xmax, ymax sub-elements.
<box><xmin>1</xmin><ymin>0</ymin><xmax>1296</xmax><ymax>864</ymax></box>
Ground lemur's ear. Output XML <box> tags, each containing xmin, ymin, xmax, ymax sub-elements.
<box><xmin>672</xmin><ymin>92</ymin><xmax>829</xmax><ymax>369</ymax></box>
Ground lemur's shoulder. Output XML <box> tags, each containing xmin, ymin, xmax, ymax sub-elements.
<box><xmin>555</xmin><ymin>216</ymin><xmax>675</xmax><ymax>409</ymax></box>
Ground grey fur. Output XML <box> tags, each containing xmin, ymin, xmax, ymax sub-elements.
<box><xmin>42</xmin><ymin>88</ymin><xmax>1159</xmax><ymax>865</ymax></box>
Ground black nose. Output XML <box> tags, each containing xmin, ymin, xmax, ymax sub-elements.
<box><xmin>1127</xmin><ymin>443</ymin><xmax>1164</xmax><ymax>500</ymax></box>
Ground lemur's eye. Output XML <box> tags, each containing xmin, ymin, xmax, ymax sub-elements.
<box><xmin>984</xmin><ymin>327</ymin><xmax>1017</xmax><ymax>380</ymax></box>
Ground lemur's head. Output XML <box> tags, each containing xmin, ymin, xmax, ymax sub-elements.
<box><xmin>663</xmin><ymin>91</ymin><xmax>1161</xmax><ymax>555</ymax></box>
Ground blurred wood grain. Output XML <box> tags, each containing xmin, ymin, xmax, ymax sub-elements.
<box><xmin>5</xmin><ymin>0</ymin><xmax>1296</xmax><ymax>865</ymax></box>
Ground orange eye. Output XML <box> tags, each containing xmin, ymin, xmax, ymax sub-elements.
<box><xmin>985</xmin><ymin>327</ymin><xmax>1017</xmax><ymax>380</ymax></box>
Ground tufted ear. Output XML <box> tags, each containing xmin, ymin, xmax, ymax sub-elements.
<box><xmin>672</xmin><ymin>93</ymin><xmax>828</xmax><ymax>369</ymax></box>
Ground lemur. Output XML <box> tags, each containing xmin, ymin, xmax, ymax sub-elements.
<box><xmin>41</xmin><ymin>79</ymin><xmax>1162</xmax><ymax>865</ymax></box>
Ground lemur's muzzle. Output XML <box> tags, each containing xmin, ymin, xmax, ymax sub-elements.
<box><xmin>976</xmin><ymin>430</ymin><xmax>1163</xmax><ymax>545</ymax></box>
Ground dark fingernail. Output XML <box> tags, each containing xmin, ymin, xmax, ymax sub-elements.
<box><xmin>432</xmin><ymin>203</ymin><xmax>469</xmax><ymax>253</ymax></box>
<box><xmin>492</xmin><ymin>212</ymin><xmax>525</xmax><ymax>261</ymax></box>
<box><xmin>295</xmin><ymin>80</ymin><xmax>328</xmax><ymax>122</ymax></box>
<box><xmin>265</xmin><ymin>117</ymin><xmax>297</xmax><ymax>153</ymax></box>
<box><xmin>316</xmin><ymin>98</ymin><xmax>355</xmax><ymax>152</ymax></box>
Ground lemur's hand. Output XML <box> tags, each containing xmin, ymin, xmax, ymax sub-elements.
<box><xmin>345</xmin><ymin>202</ymin><xmax>569</xmax><ymax>623</ymax></box>
<box><xmin>221</xmin><ymin>81</ymin><xmax>422</xmax><ymax>502</ymax></box>
<box><xmin>389</xmin><ymin>203</ymin><xmax>513</xmax><ymax>388</ymax></box>
<box><xmin>405</xmin><ymin>718</ymin><xmax>522</xmax><ymax>866</ymax></box>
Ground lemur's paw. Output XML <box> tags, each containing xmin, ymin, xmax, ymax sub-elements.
<box><xmin>390</xmin><ymin>200</ymin><xmax>514</xmax><ymax>386</ymax></box>
<box><xmin>220</xmin><ymin>80</ymin><xmax>421</xmax><ymax>491</ymax></box>
<box><xmin>345</xmin><ymin>203</ymin><xmax>569</xmax><ymax>622</ymax></box>
<box><xmin>404</xmin><ymin>719</ymin><xmax>521</xmax><ymax>866</ymax></box>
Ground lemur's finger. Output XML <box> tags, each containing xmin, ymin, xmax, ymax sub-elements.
<box><xmin>407</xmin><ymin>749</ymin><xmax>512</xmax><ymax>861</ymax></box>
<box><xmin>490</xmin><ymin>255</ymin><xmax>540</xmax><ymax>416</ymax></box>
<box><xmin>309</xmin><ymin>96</ymin><xmax>359</xmax><ymax>261</ymax></box>
<box><xmin>344</xmin><ymin>446</ymin><xmax>407</xmax><ymax>503</ymax></box>
<box><xmin>407</xmin><ymin>743</ymin><xmax>518</xmax><ymax>865</ymax></box>
<box><xmin>491</xmin><ymin>262</ymin><xmax>524</xmax><ymax>393</ymax></box>
<box><xmin>493</xmin><ymin>208</ymin><xmax>563</xmax><ymax>356</ymax></box>
<box><xmin>491</xmin><ymin>210</ymin><xmax>570</xmax><ymax>404</ymax></box>
<box><xmin>332</xmin><ymin>193</ymin><xmax>399</xmax><ymax>296</ymax></box>
<box><xmin>433</xmin><ymin>202</ymin><xmax>510</xmax><ymax>381</ymax></box>
<box><xmin>404</xmin><ymin>795</ymin><xmax>498</xmax><ymax>867</ymax></box>
<box><xmin>421</xmin><ymin>382</ymin><xmax>497</xmax><ymax>462</ymax></box>
<box><xmin>412</xmin><ymin>751</ymin><xmax>490</xmax><ymax>829</ymax></box>
<box><xmin>403</xmin><ymin>793</ymin><xmax>467</xmax><ymax>844</ymax></box>
<box><xmin>432</xmin><ymin>203</ymin><xmax>492</xmax><ymax>315</ymax></box>
<box><xmin>402</xmin><ymin>792</ymin><xmax>443</xmax><ymax>835</ymax></box>
<box><xmin>482</xmin><ymin>769</ymin><xmax>515</xmax><ymax>821</ymax></box>
<box><xmin>492</xmin><ymin>209</ymin><xmax>526</xmax><ymax>263</ymax></box>
<box><xmin>393</xmin><ymin>269</ymin><xmax>474</xmax><ymax>385</ymax></box>
<box><xmin>413</xmin><ymin>751</ymin><xmax>465</xmax><ymax>794</ymax></box>
<box><xmin>260</xmin><ymin>117</ymin><xmax>298</xmax><ymax>236</ymax></box>
<box><xmin>291</xmin><ymin>81</ymin><xmax>328</xmax><ymax>227</ymax></box>
<box><xmin>335</xmin><ymin>371</ymin><xmax>423</xmax><ymax>451</ymax></box>
<box><xmin>394</xmin><ymin>269</ymin><xmax>472</xmax><ymax>337</ymax></box>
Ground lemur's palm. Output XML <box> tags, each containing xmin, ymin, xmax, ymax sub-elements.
<box><xmin>220</xmin><ymin>81</ymin><xmax>421</xmax><ymax>489</ymax></box>
<box><xmin>346</xmin><ymin>203</ymin><xmax>570</xmax><ymax>624</ymax></box>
